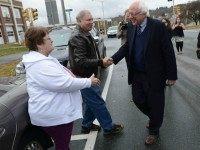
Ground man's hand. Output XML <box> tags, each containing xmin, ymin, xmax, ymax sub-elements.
<box><xmin>166</xmin><ymin>80</ymin><xmax>176</xmax><ymax>86</ymax></box>
<box><xmin>102</xmin><ymin>57</ymin><xmax>113</xmax><ymax>67</ymax></box>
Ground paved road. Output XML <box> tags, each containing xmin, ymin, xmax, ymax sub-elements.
<box><xmin>1</xmin><ymin>29</ymin><xmax>200</xmax><ymax>150</ymax></box>
<box><xmin>174</xmin><ymin>29</ymin><xmax>199</xmax><ymax>60</ymax></box>
<box><xmin>94</xmin><ymin>41</ymin><xmax>200</xmax><ymax>149</ymax></box>
<box><xmin>65</xmin><ymin>33</ymin><xmax>200</xmax><ymax>149</ymax></box>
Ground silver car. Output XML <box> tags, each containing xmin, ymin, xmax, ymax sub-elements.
<box><xmin>107</xmin><ymin>26</ymin><xmax>118</xmax><ymax>38</ymax></box>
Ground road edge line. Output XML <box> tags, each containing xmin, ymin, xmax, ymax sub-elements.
<box><xmin>84</xmin><ymin>65</ymin><xmax>114</xmax><ymax>150</ymax></box>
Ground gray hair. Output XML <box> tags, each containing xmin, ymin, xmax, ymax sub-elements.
<box><xmin>76</xmin><ymin>10</ymin><xmax>91</xmax><ymax>23</ymax></box>
<box><xmin>138</xmin><ymin>1</ymin><xmax>149</xmax><ymax>15</ymax></box>
<box><xmin>130</xmin><ymin>0</ymin><xmax>149</xmax><ymax>16</ymax></box>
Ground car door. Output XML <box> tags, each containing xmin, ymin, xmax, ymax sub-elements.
<box><xmin>90</xmin><ymin>28</ymin><xmax>106</xmax><ymax>58</ymax></box>
<box><xmin>0</xmin><ymin>103</ymin><xmax>16</xmax><ymax>150</ymax></box>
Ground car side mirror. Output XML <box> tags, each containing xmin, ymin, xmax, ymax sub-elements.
<box><xmin>96</xmin><ymin>30</ymin><xmax>100</xmax><ymax>36</ymax></box>
<box><xmin>93</xmin><ymin>36</ymin><xmax>99</xmax><ymax>43</ymax></box>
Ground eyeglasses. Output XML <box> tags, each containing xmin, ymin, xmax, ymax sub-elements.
<box><xmin>129</xmin><ymin>11</ymin><xmax>143</xmax><ymax>17</ymax></box>
<box><xmin>43</xmin><ymin>37</ymin><xmax>52</xmax><ymax>41</ymax></box>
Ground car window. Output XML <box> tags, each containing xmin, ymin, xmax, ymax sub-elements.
<box><xmin>90</xmin><ymin>28</ymin><xmax>99</xmax><ymax>37</ymax></box>
<box><xmin>49</xmin><ymin>29</ymin><xmax>72</xmax><ymax>47</ymax></box>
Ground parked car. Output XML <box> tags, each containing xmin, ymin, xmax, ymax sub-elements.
<box><xmin>90</xmin><ymin>27</ymin><xmax>106</xmax><ymax>58</ymax></box>
<box><xmin>49</xmin><ymin>26</ymin><xmax>73</xmax><ymax>67</ymax></box>
<box><xmin>0</xmin><ymin>79</ymin><xmax>53</xmax><ymax>150</ymax></box>
<box><xmin>16</xmin><ymin>26</ymin><xmax>106</xmax><ymax>75</ymax></box>
<box><xmin>107</xmin><ymin>26</ymin><xmax>118</xmax><ymax>38</ymax></box>
<box><xmin>0</xmin><ymin>26</ymin><xmax>107</xmax><ymax>150</ymax></box>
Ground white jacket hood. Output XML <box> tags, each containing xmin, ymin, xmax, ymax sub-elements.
<box><xmin>22</xmin><ymin>51</ymin><xmax>53</xmax><ymax>69</ymax></box>
<box><xmin>22</xmin><ymin>51</ymin><xmax>91</xmax><ymax>126</ymax></box>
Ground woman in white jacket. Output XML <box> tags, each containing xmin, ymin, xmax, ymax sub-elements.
<box><xmin>22</xmin><ymin>27</ymin><xmax>100</xmax><ymax>150</ymax></box>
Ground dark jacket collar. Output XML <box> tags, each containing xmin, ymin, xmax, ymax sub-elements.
<box><xmin>75</xmin><ymin>25</ymin><xmax>91</xmax><ymax>36</ymax></box>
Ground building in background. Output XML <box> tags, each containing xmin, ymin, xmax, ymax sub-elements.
<box><xmin>45</xmin><ymin>0</ymin><xmax>59</xmax><ymax>25</ymax></box>
<box><xmin>0</xmin><ymin>0</ymin><xmax>26</xmax><ymax>44</ymax></box>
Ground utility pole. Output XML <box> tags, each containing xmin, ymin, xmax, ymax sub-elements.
<box><xmin>61</xmin><ymin>0</ymin><xmax>67</xmax><ymax>26</ymax></box>
<box><xmin>172</xmin><ymin>0</ymin><xmax>175</xmax><ymax>16</ymax></box>
<box><xmin>10</xmin><ymin>0</ymin><xmax>20</xmax><ymax>43</ymax></box>
<box><xmin>92</xmin><ymin>0</ymin><xmax>106</xmax><ymax>34</ymax></box>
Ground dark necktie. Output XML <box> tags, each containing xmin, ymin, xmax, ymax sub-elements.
<box><xmin>137</xmin><ymin>25</ymin><xmax>142</xmax><ymax>35</ymax></box>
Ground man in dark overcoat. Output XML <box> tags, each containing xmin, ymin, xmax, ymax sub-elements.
<box><xmin>111</xmin><ymin>0</ymin><xmax>177</xmax><ymax>144</ymax></box>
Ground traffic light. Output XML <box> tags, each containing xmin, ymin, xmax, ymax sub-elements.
<box><xmin>31</xmin><ymin>9</ymin><xmax>38</xmax><ymax>21</ymax></box>
<box><xmin>22</xmin><ymin>9</ymin><xmax>30</xmax><ymax>21</ymax></box>
<box><xmin>168</xmin><ymin>0</ymin><xmax>172</xmax><ymax>1</ymax></box>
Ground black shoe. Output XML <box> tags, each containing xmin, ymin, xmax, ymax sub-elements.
<box><xmin>81</xmin><ymin>124</ymin><xmax>101</xmax><ymax>134</ymax></box>
<box><xmin>103</xmin><ymin>124</ymin><xmax>124</xmax><ymax>138</ymax></box>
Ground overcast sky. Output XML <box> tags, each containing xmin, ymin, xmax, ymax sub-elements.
<box><xmin>21</xmin><ymin>0</ymin><xmax>192</xmax><ymax>26</ymax></box>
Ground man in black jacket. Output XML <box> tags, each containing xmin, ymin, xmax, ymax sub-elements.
<box><xmin>68</xmin><ymin>10</ymin><xmax>123</xmax><ymax>137</ymax></box>
<box><xmin>111</xmin><ymin>1</ymin><xmax>177</xmax><ymax>145</ymax></box>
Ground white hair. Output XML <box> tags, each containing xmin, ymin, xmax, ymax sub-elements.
<box><xmin>138</xmin><ymin>0</ymin><xmax>149</xmax><ymax>15</ymax></box>
<box><xmin>131</xmin><ymin>0</ymin><xmax>149</xmax><ymax>16</ymax></box>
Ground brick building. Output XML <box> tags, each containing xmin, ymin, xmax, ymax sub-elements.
<box><xmin>0</xmin><ymin>0</ymin><xmax>26</xmax><ymax>44</ymax></box>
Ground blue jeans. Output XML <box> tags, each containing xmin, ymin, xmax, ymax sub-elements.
<box><xmin>81</xmin><ymin>85</ymin><xmax>113</xmax><ymax>131</ymax></box>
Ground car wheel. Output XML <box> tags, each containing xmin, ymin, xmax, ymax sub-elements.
<box><xmin>23</xmin><ymin>140</ymin><xmax>44</xmax><ymax>150</ymax></box>
<box><xmin>18</xmin><ymin>131</ymin><xmax>49</xmax><ymax>150</ymax></box>
<box><xmin>63</xmin><ymin>60</ymin><xmax>68</xmax><ymax>67</ymax></box>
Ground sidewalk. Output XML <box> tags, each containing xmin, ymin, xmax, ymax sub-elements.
<box><xmin>0</xmin><ymin>51</ymin><xmax>26</xmax><ymax>65</ymax></box>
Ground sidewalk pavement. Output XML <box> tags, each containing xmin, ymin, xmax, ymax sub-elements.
<box><xmin>0</xmin><ymin>51</ymin><xmax>27</xmax><ymax>65</ymax></box>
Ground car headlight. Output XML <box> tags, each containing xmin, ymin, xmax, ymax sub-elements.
<box><xmin>15</xmin><ymin>61</ymin><xmax>26</xmax><ymax>75</ymax></box>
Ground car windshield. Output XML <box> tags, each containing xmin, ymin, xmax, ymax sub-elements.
<box><xmin>108</xmin><ymin>26</ymin><xmax>118</xmax><ymax>30</ymax></box>
<box><xmin>49</xmin><ymin>29</ymin><xmax>71</xmax><ymax>47</ymax></box>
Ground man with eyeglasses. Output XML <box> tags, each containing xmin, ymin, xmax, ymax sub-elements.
<box><xmin>110</xmin><ymin>0</ymin><xmax>177</xmax><ymax>145</ymax></box>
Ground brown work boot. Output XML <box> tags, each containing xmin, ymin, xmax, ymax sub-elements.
<box><xmin>145</xmin><ymin>135</ymin><xmax>159</xmax><ymax>145</ymax></box>
<box><xmin>81</xmin><ymin>124</ymin><xmax>101</xmax><ymax>134</ymax></box>
<box><xmin>103</xmin><ymin>124</ymin><xmax>124</xmax><ymax>138</ymax></box>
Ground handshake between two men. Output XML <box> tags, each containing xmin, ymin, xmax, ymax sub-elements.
<box><xmin>102</xmin><ymin>57</ymin><xmax>113</xmax><ymax>68</ymax></box>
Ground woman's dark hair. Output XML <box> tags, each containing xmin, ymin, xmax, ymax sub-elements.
<box><xmin>25</xmin><ymin>27</ymin><xmax>49</xmax><ymax>51</ymax></box>
<box><xmin>175</xmin><ymin>17</ymin><xmax>181</xmax><ymax>25</ymax></box>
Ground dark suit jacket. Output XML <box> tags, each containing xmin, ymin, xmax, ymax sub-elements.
<box><xmin>112</xmin><ymin>17</ymin><xmax>177</xmax><ymax>90</ymax></box>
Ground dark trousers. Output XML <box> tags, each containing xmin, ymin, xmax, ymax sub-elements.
<box><xmin>176</xmin><ymin>41</ymin><xmax>183</xmax><ymax>52</ymax></box>
<box><xmin>42</xmin><ymin>122</ymin><xmax>73</xmax><ymax>150</ymax></box>
<box><xmin>131</xmin><ymin>71</ymin><xmax>165</xmax><ymax>135</ymax></box>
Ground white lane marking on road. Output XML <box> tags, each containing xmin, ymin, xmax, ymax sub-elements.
<box><xmin>83</xmin><ymin>65</ymin><xmax>114</xmax><ymax>150</ymax></box>
<box><xmin>71</xmin><ymin>134</ymin><xmax>89</xmax><ymax>141</ymax></box>
<box><xmin>84</xmin><ymin>131</ymin><xmax>99</xmax><ymax>150</ymax></box>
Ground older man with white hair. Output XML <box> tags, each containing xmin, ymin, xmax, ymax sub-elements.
<box><xmin>111</xmin><ymin>0</ymin><xmax>177</xmax><ymax>145</ymax></box>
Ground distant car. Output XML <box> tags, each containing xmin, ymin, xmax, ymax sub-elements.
<box><xmin>107</xmin><ymin>26</ymin><xmax>118</xmax><ymax>38</ymax></box>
